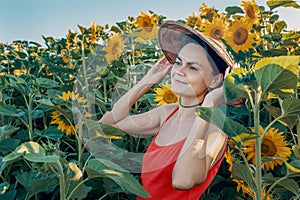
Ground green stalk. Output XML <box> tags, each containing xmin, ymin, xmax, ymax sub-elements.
<box><xmin>57</xmin><ymin>161</ymin><xmax>66</xmax><ymax>200</ymax></box>
<box><xmin>28</xmin><ymin>94</ymin><xmax>33</xmax><ymax>141</ymax></box>
<box><xmin>254</xmin><ymin>90</ymin><xmax>262</xmax><ymax>200</ymax></box>
<box><xmin>297</xmin><ymin>120</ymin><xmax>300</xmax><ymax>148</ymax></box>
<box><xmin>75</xmin><ymin>108</ymin><xmax>83</xmax><ymax>168</ymax></box>
<box><xmin>66</xmin><ymin>178</ymin><xmax>90</xmax><ymax>200</ymax></box>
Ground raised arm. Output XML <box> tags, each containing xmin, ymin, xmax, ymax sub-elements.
<box><xmin>99</xmin><ymin>57</ymin><xmax>172</xmax><ymax>136</ymax></box>
<box><xmin>172</xmin><ymin>86</ymin><xmax>227</xmax><ymax>190</ymax></box>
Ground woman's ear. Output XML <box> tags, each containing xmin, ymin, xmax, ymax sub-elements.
<box><xmin>209</xmin><ymin>74</ymin><xmax>224</xmax><ymax>89</ymax></box>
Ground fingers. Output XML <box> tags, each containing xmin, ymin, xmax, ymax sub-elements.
<box><xmin>224</xmin><ymin>67</ymin><xmax>231</xmax><ymax>78</ymax></box>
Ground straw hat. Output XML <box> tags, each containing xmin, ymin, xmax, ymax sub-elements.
<box><xmin>158</xmin><ymin>20</ymin><xmax>234</xmax><ymax>74</ymax></box>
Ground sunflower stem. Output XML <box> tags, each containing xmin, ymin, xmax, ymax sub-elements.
<box><xmin>28</xmin><ymin>94</ymin><xmax>34</xmax><ymax>141</ymax></box>
<box><xmin>56</xmin><ymin>160</ymin><xmax>66</xmax><ymax>200</ymax></box>
<box><xmin>254</xmin><ymin>91</ymin><xmax>262</xmax><ymax>200</ymax></box>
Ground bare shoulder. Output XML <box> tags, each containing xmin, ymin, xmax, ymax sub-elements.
<box><xmin>156</xmin><ymin>103</ymin><xmax>179</xmax><ymax>120</ymax></box>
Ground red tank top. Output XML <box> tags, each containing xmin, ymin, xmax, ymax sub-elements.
<box><xmin>137</xmin><ymin>106</ymin><xmax>226</xmax><ymax>200</ymax></box>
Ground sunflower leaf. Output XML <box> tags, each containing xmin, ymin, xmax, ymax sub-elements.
<box><xmin>264</xmin><ymin>98</ymin><xmax>300</xmax><ymax>129</ymax></box>
<box><xmin>267</xmin><ymin>0</ymin><xmax>300</xmax><ymax>10</ymax></box>
<box><xmin>225</xmin><ymin>6</ymin><xmax>244</xmax><ymax>15</ymax></box>
<box><xmin>223</xmin><ymin>68</ymin><xmax>249</xmax><ymax>101</ymax></box>
<box><xmin>254</xmin><ymin>56</ymin><xmax>299</xmax><ymax>99</ymax></box>
<box><xmin>0</xmin><ymin>125</ymin><xmax>19</xmax><ymax>142</ymax></box>
<box><xmin>86</xmin><ymin>159</ymin><xmax>150</xmax><ymax>198</ymax></box>
<box><xmin>277</xmin><ymin>178</ymin><xmax>299</xmax><ymax>197</ymax></box>
<box><xmin>196</xmin><ymin>107</ymin><xmax>257</xmax><ymax>145</ymax></box>
<box><xmin>232</xmin><ymin>163</ymin><xmax>255</xmax><ymax>189</ymax></box>
<box><xmin>3</xmin><ymin>141</ymin><xmax>59</xmax><ymax>163</ymax></box>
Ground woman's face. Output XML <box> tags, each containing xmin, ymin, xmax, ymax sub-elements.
<box><xmin>171</xmin><ymin>43</ymin><xmax>219</xmax><ymax>98</ymax></box>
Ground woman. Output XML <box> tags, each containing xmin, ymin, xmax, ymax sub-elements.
<box><xmin>99</xmin><ymin>20</ymin><xmax>234</xmax><ymax>199</ymax></box>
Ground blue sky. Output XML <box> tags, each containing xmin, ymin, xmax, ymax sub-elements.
<box><xmin>1</xmin><ymin>0</ymin><xmax>300</xmax><ymax>44</ymax></box>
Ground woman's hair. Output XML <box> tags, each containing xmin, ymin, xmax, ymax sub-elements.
<box><xmin>183</xmin><ymin>34</ymin><xmax>228</xmax><ymax>75</ymax></box>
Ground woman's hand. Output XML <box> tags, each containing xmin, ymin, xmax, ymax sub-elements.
<box><xmin>202</xmin><ymin>86</ymin><xmax>225</xmax><ymax>107</ymax></box>
<box><xmin>143</xmin><ymin>56</ymin><xmax>172</xmax><ymax>84</ymax></box>
<box><xmin>202</xmin><ymin>67</ymin><xmax>230</xmax><ymax>107</ymax></box>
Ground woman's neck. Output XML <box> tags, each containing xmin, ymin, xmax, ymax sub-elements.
<box><xmin>177</xmin><ymin>95</ymin><xmax>205</xmax><ymax>119</ymax></box>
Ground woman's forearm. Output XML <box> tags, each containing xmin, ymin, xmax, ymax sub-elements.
<box><xmin>99</xmin><ymin>79</ymin><xmax>154</xmax><ymax>125</ymax></box>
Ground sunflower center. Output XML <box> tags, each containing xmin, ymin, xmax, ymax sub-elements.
<box><xmin>246</xmin><ymin>7</ymin><xmax>255</xmax><ymax>19</ymax></box>
<box><xmin>233</xmin><ymin>28</ymin><xmax>249</xmax><ymax>45</ymax></box>
<box><xmin>112</xmin><ymin>43</ymin><xmax>120</xmax><ymax>54</ymax></box>
<box><xmin>163</xmin><ymin>91</ymin><xmax>178</xmax><ymax>103</ymax></box>
<box><xmin>261</xmin><ymin>138</ymin><xmax>277</xmax><ymax>156</ymax></box>
<box><xmin>143</xmin><ymin>18</ymin><xmax>152</xmax><ymax>27</ymax></box>
<box><xmin>211</xmin><ymin>28</ymin><xmax>222</xmax><ymax>40</ymax></box>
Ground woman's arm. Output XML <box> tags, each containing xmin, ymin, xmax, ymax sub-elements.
<box><xmin>99</xmin><ymin>57</ymin><xmax>172</xmax><ymax>136</ymax></box>
<box><xmin>172</xmin><ymin>86</ymin><xmax>227</xmax><ymax>190</ymax></box>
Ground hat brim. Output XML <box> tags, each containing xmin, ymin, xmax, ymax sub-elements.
<box><xmin>158</xmin><ymin>20</ymin><xmax>233</xmax><ymax>73</ymax></box>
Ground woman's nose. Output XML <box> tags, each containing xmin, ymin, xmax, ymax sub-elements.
<box><xmin>173</xmin><ymin>65</ymin><xmax>186</xmax><ymax>76</ymax></box>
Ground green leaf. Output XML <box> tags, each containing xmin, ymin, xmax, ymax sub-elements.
<box><xmin>35</xmin><ymin>99</ymin><xmax>55</xmax><ymax>107</ymax></box>
<box><xmin>261</xmin><ymin>48</ymin><xmax>288</xmax><ymax>57</ymax></box>
<box><xmin>277</xmin><ymin>178</ymin><xmax>299</xmax><ymax>196</ymax></box>
<box><xmin>6</xmin><ymin>74</ymin><xmax>27</xmax><ymax>85</ymax></box>
<box><xmin>86</xmin><ymin>159</ymin><xmax>150</xmax><ymax>197</ymax></box>
<box><xmin>254</xmin><ymin>56</ymin><xmax>299</xmax><ymax>98</ymax></box>
<box><xmin>232</xmin><ymin>163</ymin><xmax>255</xmax><ymax>190</ymax></box>
<box><xmin>0</xmin><ymin>138</ymin><xmax>21</xmax><ymax>156</ymax></box>
<box><xmin>16</xmin><ymin>171</ymin><xmax>58</xmax><ymax>198</ymax></box>
<box><xmin>3</xmin><ymin>141</ymin><xmax>59</xmax><ymax>163</ymax></box>
<box><xmin>196</xmin><ymin>107</ymin><xmax>257</xmax><ymax>145</ymax></box>
<box><xmin>67</xmin><ymin>181</ymin><xmax>91</xmax><ymax>199</ymax></box>
<box><xmin>40</xmin><ymin>126</ymin><xmax>64</xmax><ymax>141</ymax></box>
<box><xmin>273</xmin><ymin>21</ymin><xmax>287</xmax><ymax>33</ymax></box>
<box><xmin>225</xmin><ymin>6</ymin><xmax>244</xmax><ymax>15</ymax></box>
<box><xmin>264</xmin><ymin>98</ymin><xmax>300</xmax><ymax>129</ymax></box>
<box><xmin>268</xmin><ymin>14</ymin><xmax>279</xmax><ymax>23</ymax></box>
<box><xmin>0</xmin><ymin>105</ymin><xmax>25</xmax><ymax>117</ymax></box>
<box><xmin>281</xmin><ymin>98</ymin><xmax>300</xmax><ymax>116</ymax></box>
<box><xmin>223</xmin><ymin>68</ymin><xmax>249</xmax><ymax>101</ymax></box>
<box><xmin>32</xmin><ymin>110</ymin><xmax>44</xmax><ymax>119</ymax></box>
<box><xmin>36</xmin><ymin>77</ymin><xmax>59</xmax><ymax>88</ymax></box>
<box><xmin>0</xmin><ymin>125</ymin><xmax>19</xmax><ymax>142</ymax></box>
<box><xmin>25</xmin><ymin>154</ymin><xmax>60</xmax><ymax>163</ymax></box>
<box><xmin>267</xmin><ymin>0</ymin><xmax>300</xmax><ymax>10</ymax></box>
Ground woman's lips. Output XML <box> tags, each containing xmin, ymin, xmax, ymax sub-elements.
<box><xmin>174</xmin><ymin>79</ymin><xmax>187</xmax><ymax>84</ymax></box>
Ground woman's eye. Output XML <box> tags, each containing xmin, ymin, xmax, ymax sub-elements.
<box><xmin>174</xmin><ymin>61</ymin><xmax>181</xmax><ymax>66</ymax></box>
<box><xmin>189</xmin><ymin>66</ymin><xmax>198</xmax><ymax>71</ymax></box>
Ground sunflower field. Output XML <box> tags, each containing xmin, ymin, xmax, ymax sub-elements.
<box><xmin>0</xmin><ymin>0</ymin><xmax>300</xmax><ymax>199</ymax></box>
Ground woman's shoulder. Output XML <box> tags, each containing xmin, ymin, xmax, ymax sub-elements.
<box><xmin>158</xmin><ymin>103</ymin><xmax>179</xmax><ymax>113</ymax></box>
<box><xmin>154</xmin><ymin>103</ymin><xmax>179</xmax><ymax>121</ymax></box>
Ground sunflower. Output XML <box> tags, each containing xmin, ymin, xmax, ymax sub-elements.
<box><xmin>50</xmin><ymin>111</ymin><xmax>77</xmax><ymax>135</ymax></box>
<box><xmin>89</xmin><ymin>22</ymin><xmax>103</xmax><ymax>44</ymax></box>
<box><xmin>202</xmin><ymin>16</ymin><xmax>228</xmax><ymax>41</ymax></box>
<box><xmin>233</xmin><ymin>178</ymin><xmax>253</xmax><ymax>197</ymax></box>
<box><xmin>241</xmin><ymin>0</ymin><xmax>260</xmax><ymax>24</ymax></box>
<box><xmin>66</xmin><ymin>29</ymin><xmax>79</xmax><ymax>51</ymax></box>
<box><xmin>199</xmin><ymin>2</ymin><xmax>217</xmax><ymax>22</ymax></box>
<box><xmin>225</xmin><ymin>149</ymin><xmax>255</xmax><ymax>198</ymax></box>
<box><xmin>103</xmin><ymin>33</ymin><xmax>124</xmax><ymax>64</ymax></box>
<box><xmin>224</xmin><ymin>148</ymin><xmax>234</xmax><ymax>172</ymax></box>
<box><xmin>134</xmin><ymin>11</ymin><xmax>158</xmax><ymax>39</ymax></box>
<box><xmin>224</xmin><ymin>17</ymin><xmax>256</xmax><ymax>52</ymax></box>
<box><xmin>185</xmin><ymin>12</ymin><xmax>202</xmax><ymax>29</ymax></box>
<box><xmin>154</xmin><ymin>83</ymin><xmax>179</xmax><ymax>106</ymax></box>
<box><xmin>51</xmin><ymin>91</ymin><xmax>88</xmax><ymax>135</ymax></box>
<box><xmin>58</xmin><ymin>91</ymin><xmax>87</xmax><ymax>103</ymax></box>
<box><xmin>243</xmin><ymin>126</ymin><xmax>292</xmax><ymax>171</ymax></box>
<box><xmin>13</xmin><ymin>69</ymin><xmax>26</xmax><ymax>76</ymax></box>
